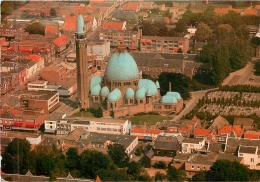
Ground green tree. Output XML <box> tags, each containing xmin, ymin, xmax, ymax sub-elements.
<box><xmin>65</xmin><ymin>148</ymin><xmax>80</xmax><ymax>170</ymax></box>
<box><xmin>127</xmin><ymin>161</ymin><xmax>142</xmax><ymax>180</ymax></box>
<box><xmin>210</xmin><ymin>159</ymin><xmax>258</xmax><ymax>181</ymax></box>
<box><xmin>25</xmin><ymin>22</ymin><xmax>45</xmax><ymax>36</ymax></box>
<box><xmin>167</xmin><ymin>166</ymin><xmax>186</xmax><ymax>181</ymax></box>
<box><xmin>158</xmin><ymin>72</ymin><xmax>191</xmax><ymax>100</ymax></box>
<box><xmin>216</xmin><ymin>24</ymin><xmax>233</xmax><ymax>40</ymax></box>
<box><xmin>97</xmin><ymin>168</ymin><xmax>131</xmax><ymax>181</ymax></box>
<box><xmin>50</xmin><ymin>7</ymin><xmax>57</xmax><ymax>17</ymax></box>
<box><xmin>155</xmin><ymin>171</ymin><xmax>167</xmax><ymax>181</ymax></box>
<box><xmin>107</xmin><ymin>144</ymin><xmax>129</xmax><ymax>168</ymax></box>
<box><xmin>80</xmin><ymin>149</ymin><xmax>115</xmax><ymax>179</ymax></box>
<box><xmin>195</xmin><ymin>22</ymin><xmax>212</xmax><ymax>41</ymax></box>
<box><xmin>191</xmin><ymin>171</ymin><xmax>207</xmax><ymax>181</ymax></box>
<box><xmin>1</xmin><ymin>138</ymin><xmax>31</xmax><ymax>174</ymax></box>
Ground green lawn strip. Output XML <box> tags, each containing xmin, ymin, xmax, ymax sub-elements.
<box><xmin>128</xmin><ymin>115</ymin><xmax>172</xmax><ymax>126</ymax></box>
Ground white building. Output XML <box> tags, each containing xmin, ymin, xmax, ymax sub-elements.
<box><xmin>181</xmin><ymin>138</ymin><xmax>205</xmax><ymax>153</ymax></box>
<box><xmin>238</xmin><ymin>145</ymin><xmax>260</xmax><ymax>170</ymax></box>
<box><xmin>87</xmin><ymin>40</ymin><xmax>110</xmax><ymax>57</ymax></box>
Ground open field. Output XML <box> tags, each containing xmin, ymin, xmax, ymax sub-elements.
<box><xmin>127</xmin><ymin>115</ymin><xmax>172</xmax><ymax>126</ymax></box>
<box><xmin>72</xmin><ymin>111</ymin><xmax>95</xmax><ymax>118</ymax></box>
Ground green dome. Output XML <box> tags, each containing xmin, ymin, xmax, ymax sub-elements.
<box><xmin>125</xmin><ymin>88</ymin><xmax>135</xmax><ymax>99</ymax></box>
<box><xmin>107</xmin><ymin>88</ymin><xmax>122</xmax><ymax>102</ymax></box>
<box><xmin>156</xmin><ymin>81</ymin><xmax>160</xmax><ymax>89</ymax></box>
<box><xmin>162</xmin><ymin>95</ymin><xmax>178</xmax><ymax>104</ymax></box>
<box><xmin>104</xmin><ymin>52</ymin><xmax>139</xmax><ymax>81</ymax></box>
<box><xmin>135</xmin><ymin>87</ymin><xmax>146</xmax><ymax>99</ymax></box>
<box><xmin>75</xmin><ymin>14</ymin><xmax>85</xmax><ymax>34</ymax></box>
<box><xmin>100</xmin><ymin>86</ymin><xmax>110</xmax><ymax>97</ymax></box>
<box><xmin>138</xmin><ymin>79</ymin><xmax>158</xmax><ymax>96</ymax></box>
<box><xmin>91</xmin><ymin>84</ymin><xmax>101</xmax><ymax>96</ymax></box>
<box><xmin>166</xmin><ymin>92</ymin><xmax>182</xmax><ymax>100</ymax></box>
<box><xmin>90</xmin><ymin>76</ymin><xmax>102</xmax><ymax>89</ymax></box>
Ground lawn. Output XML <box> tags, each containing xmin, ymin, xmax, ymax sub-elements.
<box><xmin>127</xmin><ymin>115</ymin><xmax>172</xmax><ymax>126</ymax></box>
<box><xmin>72</xmin><ymin>111</ymin><xmax>95</xmax><ymax>118</ymax></box>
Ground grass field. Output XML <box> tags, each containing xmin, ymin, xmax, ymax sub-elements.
<box><xmin>72</xmin><ymin>111</ymin><xmax>95</xmax><ymax>118</ymax></box>
<box><xmin>127</xmin><ymin>115</ymin><xmax>172</xmax><ymax>126</ymax></box>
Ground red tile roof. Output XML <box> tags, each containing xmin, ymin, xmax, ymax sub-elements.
<box><xmin>27</xmin><ymin>54</ymin><xmax>44</xmax><ymax>63</ymax></box>
<box><xmin>214</xmin><ymin>8</ymin><xmax>230</xmax><ymax>15</ymax></box>
<box><xmin>194</xmin><ymin>128</ymin><xmax>211</xmax><ymax>137</ymax></box>
<box><xmin>103</xmin><ymin>21</ymin><xmax>125</xmax><ymax>30</ymax></box>
<box><xmin>45</xmin><ymin>25</ymin><xmax>58</xmax><ymax>34</ymax></box>
<box><xmin>218</xmin><ymin>126</ymin><xmax>243</xmax><ymax>137</ymax></box>
<box><xmin>122</xmin><ymin>2</ymin><xmax>140</xmax><ymax>12</ymax></box>
<box><xmin>64</xmin><ymin>16</ymin><xmax>76</xmax><ymax>32</ymax></box>
<box><xmin>53</xmin><ymin>35</ymin><xmax>70</xmax><ymax>48</ymax></box>
<box><xmin>192</xmin><ymin>116</ymin><xmax>201</xmax><ymax>123</ymax></box>
<box><xmin>244</xmin><ymin>9</ymin><xmax>257</xmax><ymax>15</ymax></box>
<box><xmin>244</xmin><ymin>130</ymin><xmax>260</xmax><ymax>139</ymax></box>
<box><xmin>84</xmin><ymin>16</ymin><xmax>94</xmax><ymax>22</ymax></box>
<box><xmin>9</xmin><ymin>107</ymin><xmax>21</xmax><ymax>115</ymax></box>
<box><xmin>131</xmin><ymin>128</ymin><xmax>164</xmax><ymax>135</ymax></box>
<box><xmin>42</xmin><ymin>9</ymin><xmax>50</xmax><ymax>15</ymax></box>
<box><xmin>90</xmin><ymin>0</ymin><xmax>104</xmax><ymax>4</ymax></box>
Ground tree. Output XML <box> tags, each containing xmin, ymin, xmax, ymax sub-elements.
<box><xmin>177</xmin><ymin>48</ymin><xmax>183</xmax><ymax>53</ymax></box>
<box><xmin>158</xmin><ymin>72</ymin><xmax>191</xmax><ymax>100</ymax></box>
<box><xmin>97</xmin><ymin>168</ymin><xmax>131</xmax><ymax>181</ymax></box>
<box><xmin>167</xmin><ymin>166</ymin><xmax>186</xmax><ymax>181</ymax></box>
<box><xmin>127</xmin><ymin>161</ymin><xmax>142</xmax><ymax>180</ymax></box>
<box><xmin>107</xmin><ymin>144</ymin><xmax>129</xmax><ymax>167</ymax></box>
<box><xmin>216</xmin><ymin>24</ymin><xmax>233</xmax><ymax>40</ymax></box>
<box><xmin>25</xmin><ymin>22</ymin><xmax>45</xmax><ymax>36</ymax></box>
<box><xmin>191</xmin><ymin>171</ymin><xmax>207</xmax><ymax>181</ymax></box>
<box><xmin>65</xmin><ymin>148</ymin><xmax>80</xmax><ymax>170</ymax></box>
<box><xmin>80</xmin><ymin>149</ymin><xmax>115</xmax><ymax>178</ymax></box>
<box><xmin>50</xmin><ymin>8</ymin><xmax>57</xmax><ymax>17</ymax></box>
<box><xmin>155</xmin><ymin>171</ymin><xmax>167</xmax><ymax>181</ymax></box>
<box><xmin>2</xmin><ymin>138</ymin><xmax>31</xmax><ymax>174</ymax></box>
<box><xmin>195</xmin><ymin>22</ymin><xmax>212</xmax><ymax>41</ymax></box>
<box><xmin>209</xmin><ymin>159</ymin><xmax>258</xmax><ymax>181</ymax></box>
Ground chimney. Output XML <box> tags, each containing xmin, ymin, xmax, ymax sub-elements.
<box><xmin>169</xmin><ymin>82</ymin><xmax>171</xmax><ymax>92</ymax></box>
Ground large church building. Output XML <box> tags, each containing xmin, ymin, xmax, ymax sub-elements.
<box><xmin>75</xmin><ymin>14</ymin><xmax>183</xmax><ymax>118</ymax></box>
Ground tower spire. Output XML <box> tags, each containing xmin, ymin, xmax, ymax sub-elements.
<box><xmin>75</xmin><ymin>14</ymin><xmax>89</xmax><ymax>109</ymax></box>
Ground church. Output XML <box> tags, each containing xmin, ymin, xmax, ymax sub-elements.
<box><xmin>75</xmin><ymin>14</ymin><xmax>183</xmax><ymax>118</ymax></box>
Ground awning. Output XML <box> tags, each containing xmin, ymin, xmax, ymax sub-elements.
<box><xmin>173</xmin><ymin>47</ymin><xmax>178</xmax><ymax>52</ymax></box>
<box><xmin>128</xmin><ymin>46</ymin><xmax>138</xmax><ymax>50</ymax></box>
<box><xmin>118</xmin><ymin>37</ymin><xmax>123</xmax><ymax>41</ymax></box>
<box><xmin>140</xmin><ymin>39</ymin><xmax>145</xmax><ymax>43</ymax></box>
<box><xmin>146</xmin><ymin>40</ymin><xmax>152</xmax><ymax>43</ymax></box>
<box><xmin>132</xmin><ymin>37</ymin><xmax>136</xmax><ymax>41</ymax></box>
<box><xmin>179</xmin><ymin>41</ymin><xmax>184</xmax><ymax>45</ymax></box>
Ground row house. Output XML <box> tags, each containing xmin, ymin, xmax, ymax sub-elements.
<box><xmin>27</xmin><ymin>54</ymin><xmax>45</xmax><ymax>71</ymax></box>
<box><xmin>90</xmin><ymin>133</ymin><xmax>138</xmax><ymax>155</ymax></box>
<box><xmin>0</xmin><ymin>22</ymin><xmax>28</xmax><ymax>39</ymax></box>
<box><xmin>41</xmin><ymin>65</ymin><xmax>73</xmax><ymax>84</ymax></box>
<box><xmin>130</xmin><ymin>128</ymin><xmax>164</xmax><ymax>141</ymax></box>
<box><xmin>0</xmin><ymin>108</ymin><xmax>48</xmax><ymax>131</ymax></box>
<box><xmin>218</xmin><ymin>126</ymin><xmax>243</xmax><ymax>143</ymax></box>
<box><xmin>53</xmin><ymin>34</ymin><xmax>71</xmax><ymax>57</ymax></box>
<box><xmin>194</xmin><ymin>128</ymin><xmax>218</xmax><ymax>144</ymax></box>
<box><xmin>153</xmin><ymin>135</ymin><xmax>180</xmax><ymax>157</ymax></box>
<box><xmin>140</xmin><ymin>36</ymin><xmax>189</xmax><ymax>53</ymax></box>
<box><xmin>12</xmin><ymin>90</ymin><xmax>60</xmax><ymax>114</ymax></box>
<box><xmin>122</xmin><ymin>2</ymin><xmax>141</xmax><ymax>12</ymax></box>
<box><xmin>17</xmin><ymin>59</ymin><xmax>38</xmax><ymax>79</ymax></box>
<box><xmin>45</xmin><ymin>117</ymin><xmax>131</xmax><ymax>135</ymax></box>
<box><xmin>99</xmin><ymin>29</ymin><xmax>141</xmax><ymax>49</ymax></box>
<box><xmin>103</xmin><ymin>21</ymin><xmax>126</xmax><ymax>31</ymax></box>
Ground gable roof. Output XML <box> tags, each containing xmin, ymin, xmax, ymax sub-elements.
<box><xmin>233</xmin><ymin>117</ymin><xmax>253</xmax><ymax>126</ymax></box>
<box><xmin>183</xmin><ymin>138</ymin><xmax>204</xmax><ymax>144</ymax></box>
<box><xmin>217</xmin><ymin>153</ymin><xmax>243</xmax><ymax>163</ymax></box>
<box><xmin>194</xmin><ymin>128</ymin><xmax>211</xmax><ymax>137</ymax></box>
<box><xmin>218</xmin><ymin>126</ymin><xmax>243</xmax><ymax>137</ymax></box>
<box><xmin>103</xmin><ymin>21</ymin><xmax>125</xmax><ymax>30</ymax></box>
<box><xmin>207</xmin><ymin>142</ymin><xmax>224</xmax><ymax>153</ymax></box>
<box><xmin>64</xmin><ymin>16</ymin><xmax>76</xmax><ymax>32</ymax></box>
<box><xmin>238</xmin><ymin>145</ymin><xmax>257</xmax><ymax>154</ymax></box>
<box><xmin>27</xmin><ymin>54</ymin><xmax>44</xmax><ymax>63</ymax></box>
<box><xmin>64</xmin><ymin>128</ymin><xmax>88</xmax><ymax>141</ymax></box>
<box><xmin>53</xmin><ymin>34</ymin><xmax>70</xmax><ymax>48</ymax></box>
<box><xmin>244</xmin><ymin>130</ymin><xmax>260</xmax><ymax>139</ymax></box>
<box><xmin>45</xmin><ymin>25</ymin><xmax>58</xmax><ymax>34</ymax></box>
<box><xmin>154</xmin><ymin>136</ymin><xmax>179</xmax><ymax>150</ymax></box>
<box><xmin>209</xmin><ymin>115</ymin><xmax>230</xmax><ymax>131</ymax></box>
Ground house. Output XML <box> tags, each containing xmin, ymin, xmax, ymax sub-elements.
<box><xmin>238</xmin><ymin>145</ymin><xmax>260</xmax><ymax>170</ymax></box>
<box><xmin>17</xmin><ymin>59</ymin><xmax>38</xmax><ymax>79</ymax></box>
<box><xmin>185</xmin><ymin>153</ymin><xmax>219</xmax><ymax>178</ymax></box>
<box><xmin>103</xmin><ymin>21</ymin><xmax>126</xmax><ymax>30</ymax></box>
<box><xmin>140</xmin><ymin>2</ymin><xmax>155</xmax><ymax>10</ymax></box>
<box><xmin>194</xmin><ymin>128</ymin><xmax>211</xmax><ymax>140</ymax></box>
<box><xmin>141</xmin><ymin>148</ymin><xmax>154</xmax><ymax>168</ymax></box>
<box><xmin>131</xmin><ymin>128</ymin><xmax>164</xmax><ymax>141</ymax></box>
<box><xmin>167</xmin><ymin>119</ymin><xmax>199</xmax><ymax>137</ymax></box>
<box><xmin>233</xmin><ymin>117</ymin><xmax>254</xmax><ymax>130</ymax></box>
<box><xmin>53</xmin><ymin>34</ymin><xmax>71</xmax><ymax>57</ymax></box>
<box><xmin>153</xmin><ymin>135</ymin><xmax>180</xmax><ymax>157</ymax></box>
<box><xmin>208</xmin><ymin>115</ymin><xmax>230</xmax><ymax>132</ymax></box>
<box><xmin>207</xmin><ymin>142</ymin><xmax>224</xmax><ymax>153</ymax></box>
<box><xmin>27</xmin><ymin>54</ymin><xmax>45</xmax><ymax>71</ymax></box>
<box><xmin>45</xmin><ymin>24</ymin><xmax>59</xmax><ymax>37</ymax></box>
<box><xmin>244</xmin><ymin>130</ymin><xmax>260</xmax><ymax>140</ymax></box>
<box><xmin>217</xmin><ymin>153</ymin><xmax>243</xmax><ymax>163</ymax></box>
<box><xmin>172</xmin><ymin>153</ymin><xmax>191</xmax><ymax>169</ymax></box>
<box><xmin>218</xmin><ymin>126</ymin><xmax>243</xmax><ymax>143</ymax></box>
<box><xmin>181</xmin><ymin>138</ymin><xmax>206</xmax><ymax>153</ymax></box>
<box><xmin>63</xmin><ymin>128</ymin><xmax>89</xmax><ymax>146</ymax></box>
<box><xmin>111</xmin><ymin>10</ymin><xmax>138</xmax><ymax>23</ymax></box>
<box><xmin>122</xmin><ymin>2</ymin><xmax>141</xmax><ymax>12</ymax></box>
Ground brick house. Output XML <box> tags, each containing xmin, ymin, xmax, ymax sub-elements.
<box><xmin>153</xmin><ymin>135</ymin><xmax>180</xmax><ymax>157</ymax></box>
<box><xmin>45</xmin><ymin>24</ymin><xmax>59</xmax><ymax>37</ymax></box>
<box><xmin>218</xmin><ymin>126</ymin><xmax>243</xmax><ymax>143</ymax></box>
<box><xmin>53</xmin><ymin>34</ymin><xmax>71</xmax><ymax>57</ymax></box>
<box><xmin>131</xmin><ymin>128</ymin><xmax>164</xmax><ymax>141</ymax></box>
<box><xmin>41</xmin><ymin>65</ymin><xmax>73</xmax><ymax>84</ymax></box>
<box><xmin>244</xmin><ymin>130</ymin><xmax>260</xmax><ymax>140</ymax></box>
<box><xmin>103</xmin><ymin>21</ymin><xmax>126</xmax><ymax>30</ymax></box>
<box><xmin>27</xmin><ymin>54</ymin><xmax>45</xmax><ymax>71</ymax></box>
<box><xmin>233</xmin><ymin>117</ymin><xmax>254</xmax><ymax>130</ymax></box>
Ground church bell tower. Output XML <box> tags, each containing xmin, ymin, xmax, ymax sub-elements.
<box><xmin>75</xmin><ymin>14</ymin><xmax>89</xmax><ymax>109</ymax></box>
